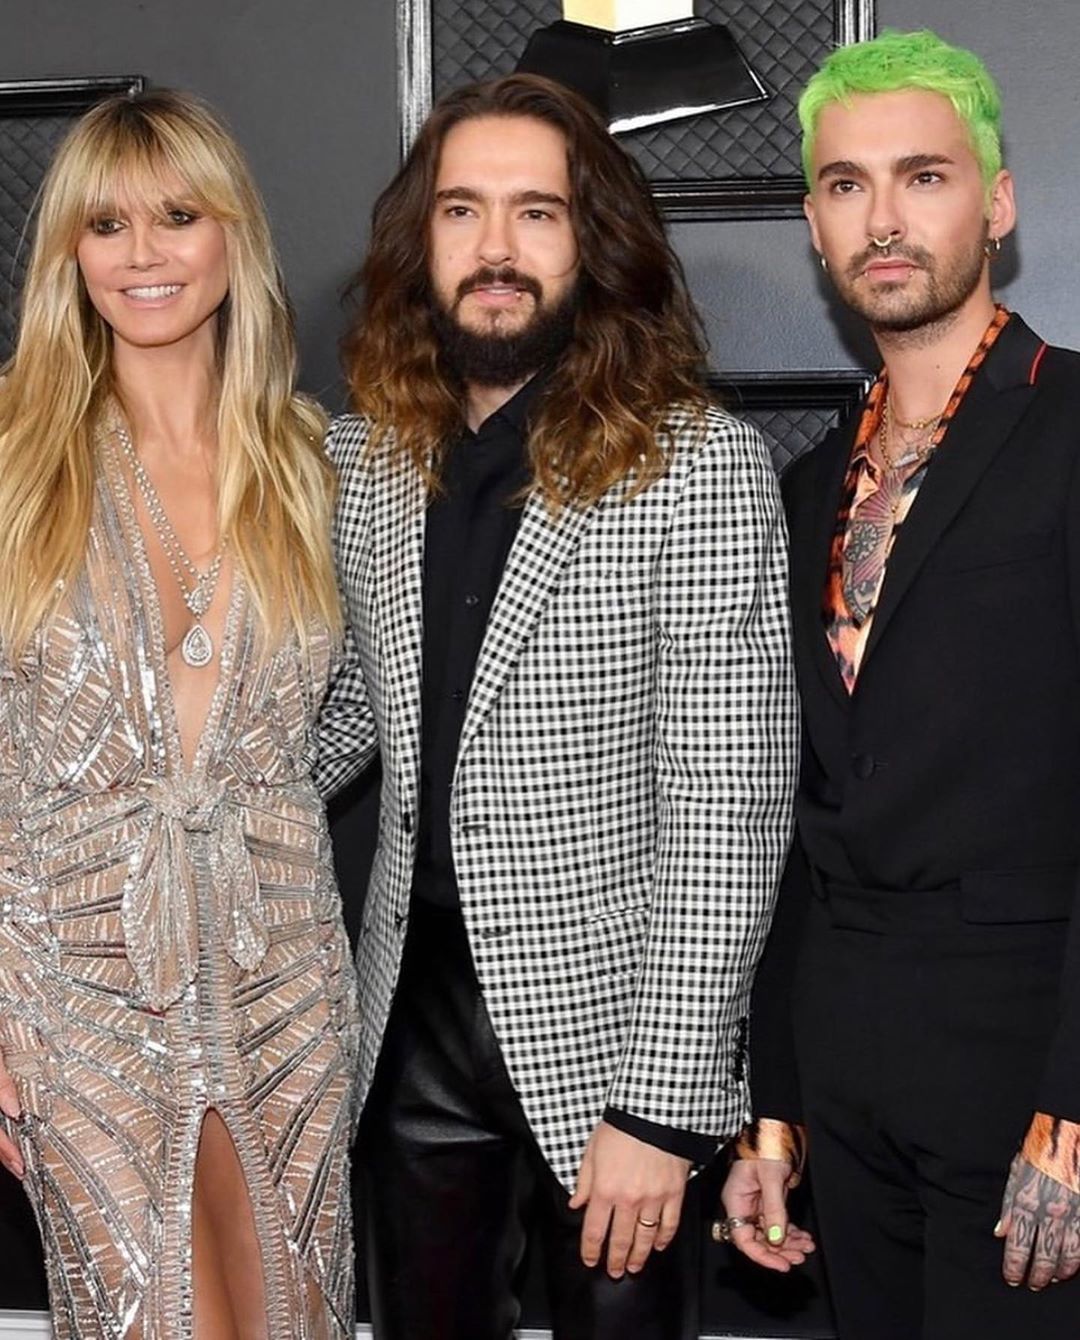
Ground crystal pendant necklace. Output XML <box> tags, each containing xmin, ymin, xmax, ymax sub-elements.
<box><xmin>115</xmin><ymin>424</ymin><xmax>225</xmax><ymax>668</ymax></box>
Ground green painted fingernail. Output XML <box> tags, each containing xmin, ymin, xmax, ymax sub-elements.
<box><xmin>767</xmin><ymin>1225</ymin><xmax>785</xmax><ymax>1245</ymax></box>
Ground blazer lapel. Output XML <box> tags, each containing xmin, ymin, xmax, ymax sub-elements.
<box><xmin>860</xmin><ymin>316</ymin><xmax>1044</xmax><ymax>669</ymax></box>
<box><xmin>455</xmin><ymin>489</ymin><xmax>599</xmax><ymax>765</ymax></box>
<box><xmin>791</xmin><ymin>417</ymin><xmax>859</xmax><ymax>711</ymax></box>
<box><xmin>371</xmin><ymin>454</ymin><xmax>427</xmax><ymax>787</ymax></box>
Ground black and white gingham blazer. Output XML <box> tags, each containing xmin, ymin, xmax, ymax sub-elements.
<box><xmin>316</xmin><ymin>404</ymin><xmax>798</xmax><ymax>1188</ymax></box>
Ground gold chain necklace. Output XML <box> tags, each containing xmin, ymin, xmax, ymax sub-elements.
<box><xmin>878</xmin><ymin>396</ymin><xmax>938</xmax><ymax>473</ymax></box>
<box><xmin>890</xmin><ymin>404</ymin><xmax>945</xmax><ymax>431</ymax></box>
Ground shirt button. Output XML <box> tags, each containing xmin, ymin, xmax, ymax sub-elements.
<box><xmin>464</xmin><ymin>593</ymin><xmax>480</xmax><ymax>608</ymax></box>
<box><xmin>851</xmin><ymin>753</ymin><xmax>876</xmax><ymax>780</ymax></box>
<box><xmin>451</xmin><ymin>688</ymin><xmax>465</xmax><ymax>701</ymax></box>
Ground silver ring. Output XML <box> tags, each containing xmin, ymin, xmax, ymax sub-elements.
<box><xmin>711</xmin><ymin>1215</ymin><xmax>755</xmax><ymax>1244</ymax></box>
<box><xmin>636</xmin><ymin>1216</ymin><xmax>659</xmax><ymax>1229</ymax></box>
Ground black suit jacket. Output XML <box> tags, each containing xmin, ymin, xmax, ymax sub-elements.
<box><xmin>751</xmin><ymin>314</ymin><xmax>1080</xmax><ymax>1126</ymax></box>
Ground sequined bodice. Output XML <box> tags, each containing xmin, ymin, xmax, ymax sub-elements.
<box><xmin>0</xmin><ymin>434</ymin><xmax>334</xmax><ymax>1005</ymax></box>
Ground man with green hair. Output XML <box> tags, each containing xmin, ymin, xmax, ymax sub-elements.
<box><xmin>720</xmin><ymin>28</ymin><xmax>1080</xmax><ymax>1338</ymax></box>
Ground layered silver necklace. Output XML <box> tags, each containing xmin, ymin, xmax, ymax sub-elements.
<box><xmin>115</xmin><ymin>424</ymin><xmax>224</xmax><ymax>668</ymax></box>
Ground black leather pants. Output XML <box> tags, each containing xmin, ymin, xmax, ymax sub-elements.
<box><xmin>358</xmin><ymin>901</ymin><xmax>687</xmax><ymax>1340</ymax></box>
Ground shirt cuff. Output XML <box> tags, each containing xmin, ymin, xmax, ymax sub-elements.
<box><xmin>733</xmin><ymin>1118</ymin><xmax>808</xmax><ymax>1187</ymax></box>
<box><xmin>1021</xmin><ymin>1112</ymin><xmax>1080</xmax><ymax>1195</ymax></box>
<box><xmin>602</xmin><ymin>1107</ymin><xmax>720</xmax><ymax>1165</ymax></box>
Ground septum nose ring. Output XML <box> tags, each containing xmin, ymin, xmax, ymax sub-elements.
<box><xmin>869</xmin><ymin>234</ymin><xmax>896</xmax><ymax>250</ymax></box>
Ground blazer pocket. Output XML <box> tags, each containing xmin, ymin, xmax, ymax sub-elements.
<box><xmin>557</xmin><ymin>574</ymin><xmax>651</xmax><ymax>607</ymax></box>
<box><xmin>587</xmin><ymin>898</ymin><xmax>650</xmax><ymax>976</ymax></box>
<box><xmin>960</xmin><ymin>863</ymin><xmax>1075</xmax><ymax>924</ymax></box>
<box><xmin>929</xmin><ymin>529</ymin><xmax>1054</xmax><ymax>575</ymax></box>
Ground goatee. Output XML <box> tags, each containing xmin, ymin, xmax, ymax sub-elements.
<box><xmin>835</xmin><ymin>228</ymin><xmax>988</xmax><ymax>337</ymax></box>
<box><xmin>430</xmin><ymin>268</ymin><xmax>580</xmax><ymax>387</ymax></box>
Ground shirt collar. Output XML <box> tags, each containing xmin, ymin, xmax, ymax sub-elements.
<box><xmin>472</xmin><ymin>367</ymin><xmax>551</xmax><ymax>441</ymax></box>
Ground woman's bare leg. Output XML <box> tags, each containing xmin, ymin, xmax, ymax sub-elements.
<box><xmin>192</xmin><ymin>1109</ymin><xmax>269</xmax><ymax>1340</ymax></box>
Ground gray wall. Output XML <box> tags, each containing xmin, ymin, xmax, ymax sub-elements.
<box><xmin>4</xmin><ymin>0</ymin><xmax>1078</xmax><ymax>394</ymax></box>
<box><xmin>2</xmin><ymin>0</ymin><xmax>401</xmax><ymax>404</ymax></box>
<box><xmin>693</xmin><ymin>0</ymin><xmax>1080</xmax><ymax>375</ymax></box>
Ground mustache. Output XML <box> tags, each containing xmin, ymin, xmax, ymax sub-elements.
<box><xmin>454</xmin><ymin>266</ymin><xmax>543</xmax><ymax>305</ymax></box>
<box><xmin>846</xmin><ymin>242</ymin><xmax>934</xmax><ymax>279</ymax></box>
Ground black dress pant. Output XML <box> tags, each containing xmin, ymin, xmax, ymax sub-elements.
<box><xmin>794</xmin><ymin>880</ymin><xmax>1077</xmax><ymax>1340</ymax></box>
<box><xmin>358</xmin><ymin>900</ymin><xmax>687</xmax><ymax>1340</ymax></box>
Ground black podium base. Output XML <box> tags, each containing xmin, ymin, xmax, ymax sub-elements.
<box><xmin>516</xmin><ymin>18</ymin><xmax>769</xmax><ymax>133</ymax></box>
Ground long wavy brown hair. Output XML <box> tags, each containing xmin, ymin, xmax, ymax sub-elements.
<box><xmin>341</xmin><ymin>74</ymin><xmax>710</xmax><ymax>508</ymax></box>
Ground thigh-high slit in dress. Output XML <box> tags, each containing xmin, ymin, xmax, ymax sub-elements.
<box><xmin>0</xmin><ymin>428</ymin><xmax>360</xmax><ymax>1338</ymax></box>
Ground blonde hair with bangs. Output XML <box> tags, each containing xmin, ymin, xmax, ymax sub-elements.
<box><xmin>0</xmin><ymin>88</ymin><xmax>339</xmax><ymax>659</ymax></box>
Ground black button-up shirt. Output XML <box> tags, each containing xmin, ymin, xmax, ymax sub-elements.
<box><xmin>413</xmin><ymin>376</ymin><xmax>536</xmax><ymax>908</ymax></box>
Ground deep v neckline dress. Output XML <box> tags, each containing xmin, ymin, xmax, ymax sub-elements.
<box><xmin>0</xmin><ymin>426</ymin><xmax>359</xmax><ymax>1338</ymax></box>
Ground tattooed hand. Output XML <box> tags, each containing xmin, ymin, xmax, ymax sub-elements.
<box><xmin>996</xmin><ymin>1154</ymin><xmax>1080</xmax><ymax>1289</ymax></box>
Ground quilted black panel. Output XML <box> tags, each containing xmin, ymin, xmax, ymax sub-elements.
<box><xmin>430</xmin><ymin>0</ymin><xmax>834</xmax><ymax>181</ymax></box>
<box><xmin>0</xmin><ymin>114</ymin><xmax>73</xmax><ymax>361</ymax></box>
<box><xmin>741</xmin><ymin>401</ymin><xmax>839</xmax><ymax>473</ymax></box>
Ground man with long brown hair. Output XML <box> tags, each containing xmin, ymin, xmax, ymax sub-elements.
<box><xmin>316</xmin><ymin>73</ymin><xmax>798</xmax><ymax>1338</ymax></box>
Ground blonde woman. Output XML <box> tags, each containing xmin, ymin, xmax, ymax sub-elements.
<box><xmin>0</xmin><ymin>91</ymin><xmax>358</xmax><ymax>1337</ymax></box>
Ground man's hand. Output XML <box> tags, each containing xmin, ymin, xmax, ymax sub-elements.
<box><xmin>996</xmin><ymin>1153</ymin><xmax>1080</xmax><ymax>1289</ymax></box>
<box><xmin>569</xmin><ymin>1120</ymin><xmax>691</xmax><ymax>1278</ymax></box>
<box><xmin>0</xmin><ymin>1050</ymin><xmax>24</xmax><ymax>1180</ymax></box>
<box><xmin>719</xmin><ymin>1157</ymin><xmax>815</xmax><ymax>1272</ymax></box>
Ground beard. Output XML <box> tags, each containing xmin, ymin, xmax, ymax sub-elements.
<box><xmin>429</xmin><ymin>266</ymin><xmax>580</xmax><ymax>387</ymax></box>
<box><xmin>832</xmin><ymin>226</ymin><xmax>988</xmax><ymax>336</ymax></box>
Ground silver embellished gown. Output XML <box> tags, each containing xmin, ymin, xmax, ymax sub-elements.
<box><xmin>0</xmin><ymin>430</ymin><xmax>360</xmax><ymax>1338</ymax></box>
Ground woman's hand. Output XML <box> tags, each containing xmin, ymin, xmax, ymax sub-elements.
<box><xmin>0</xmin><ymin>1048</ymin><xmax>24</xmax><ymax>1178</ymax></box>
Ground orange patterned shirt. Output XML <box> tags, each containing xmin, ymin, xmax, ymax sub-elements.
<box><xmin>824</xmin><ymin>305</ymin><xmax>1011</xmax><ymax>692</ymax></box>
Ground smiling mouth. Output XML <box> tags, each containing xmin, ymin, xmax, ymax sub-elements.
<box><xmin>122</xmin><ymin>284</ymin><xmax>184</xmax><ymax>299</ymax></box>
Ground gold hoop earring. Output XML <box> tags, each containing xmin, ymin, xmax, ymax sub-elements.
<box><xmin>984</xmin><ymin>235</ymin><xmax>1002</xmax><ymax>259</ymax></box>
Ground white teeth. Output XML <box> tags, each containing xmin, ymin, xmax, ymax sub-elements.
<box><xmin>123</xmin><ymin>284</ymin><xmax>182</xmax><ymax>299</ymax></box>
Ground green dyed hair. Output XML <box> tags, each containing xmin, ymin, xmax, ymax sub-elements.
<box><xmin>799</xmin><ymin>29</ymin><xmax>1003</xmax><ymax>188</ymax></box>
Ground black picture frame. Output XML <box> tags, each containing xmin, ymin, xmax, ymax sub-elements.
<box><xmin>0</xmin><ymin>75</ymin><xmax>144</xmax><ymax>117</ymax></box>
<box><xmin>395</xmin><ymin>1</ymin><xmax>875</xmax><ymax>220</ymax></box>
<box><xmin>714</xmin><ymin>369</ymin><xmax>871</xmax><ymax>415</ymax></box>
